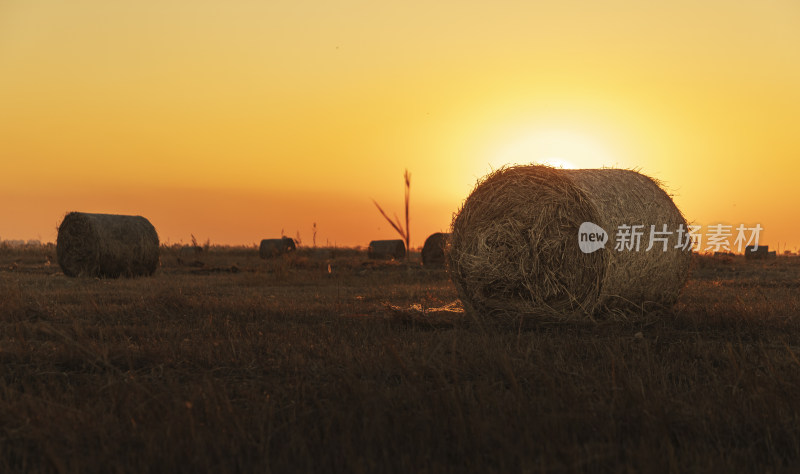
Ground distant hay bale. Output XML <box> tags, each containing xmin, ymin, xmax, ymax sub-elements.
<box><xmin>57</xmin><ymin>212</ymin><xmax>160</xmax><ymax>278</ymax></box>
<box><xmin>368</xmin><ymin>239</ymin><xmax>406</xmax><ymax>260</ymax></box>
<box><xmin>179</xmin><ymin>245</ymin><xmax>204</xmax><ymax>257</ymax></box>
<box><xmin>745</xmin><ymin>245</ymin><xmax>775</xmax><ymax>260</ymax></box>
<box><xmin>449</xmin><ymin>165</ymin><xmax>692</xmax><ymax>319</ymax></box>
<box><xmin>422</xmin><ymin>232</ymin><xmax>450</xmax><ymax>266</ymax></box>
<box><xmin>259</xmin><ymin>237</ymin><xmax>296</xmax><ymax>258</ymax></box>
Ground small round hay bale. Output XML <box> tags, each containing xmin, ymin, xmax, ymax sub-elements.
<box><xmin>422</xmin><ymin>232</ymin><xmax>450</xmax><ymax>266</ymax></box>
<box><xmin>449</xmin><ymin>165</ymin><xmax>692</xmax><ymax>319</ymax></box>
<box><xmin>57</xmin><ymin>212</ymin><xmax>160</xmax><ymax>278</ymax></box>
<box><xmin>259</xmin><ymin>237</ymin><xmax>296</xmax><ymax>258</ymax></box>
<box><xmin>368</xmin><ymin>239</ymin><xmax>406</xmax><ymax>260</ymax></box>
<box><xmin>179</xmin><ymin>245</ymin><xmax>203</xmax><ymax>257</ymax></box>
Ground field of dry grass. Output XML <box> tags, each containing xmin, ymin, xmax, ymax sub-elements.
<box><xmin>1</xmin><ymin>244</ymin><xmax>800</xmax><ymax>473</ymax></box>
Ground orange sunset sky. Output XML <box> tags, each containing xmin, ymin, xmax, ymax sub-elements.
<box><xmin>1</xmin><ymin>1</ymin><xmax>799</xmax><ymax>251</ymax></box>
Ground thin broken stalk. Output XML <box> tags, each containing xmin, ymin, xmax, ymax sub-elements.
<box><xmin>372</xmin><ymin>169</ymin><xmax>411</xmax><ymax>261</ymax></box>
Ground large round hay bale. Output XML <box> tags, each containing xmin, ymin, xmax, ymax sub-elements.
<box><xmin>368</xmin><ymin>239</ymin><xmax>406</xmax><ymax>260</ymax></box>
<box><xmin>57</xmin><ymin>212</ymin><xmax>160</xmax><ymax>278</ymax></box>
<box><xmin>449</xmin><ymin>165</ymin><xmax>692</xmax><ymax>318</ymax></box>
<box><xmin>259</xmin><ymin>237</ymin><xmax>296</xmax><ymax>258</ymax></box>
<box><xmin>422</xmin><ymin>232</ymin><xmax>450</xmax><ymax>266</ymax></box>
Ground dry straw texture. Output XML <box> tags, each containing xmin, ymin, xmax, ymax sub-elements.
<box><xmin>422</xmin><ymin>232</ymin><xmax>450</xmax><ymax>266</ymax></box>
<box><xmin>368</xmin><ymin>239</ymin><xmax>406</xmax><ymax>260</ymax></box>
<box><xmin>449</xmin><ymin>165</ymin><xmax>692</xmax><ymax>319</ymax></box>
<box><xmin>57</xmin><ymin>212</ymin><xmax>160</xmax><ymax>278</ymax></box>
<box><xmin>259</xmin><ymin>238</ymin><xmax>296</xmax><ymax>258</ymax></box>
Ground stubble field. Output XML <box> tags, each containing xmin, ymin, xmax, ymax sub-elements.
<box><xmin>1</xmin><ymin>245</ymin><xmax>799</xmax><ymax>473</ymax></box>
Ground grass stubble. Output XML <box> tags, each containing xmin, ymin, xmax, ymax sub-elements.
<box><xmin>1</xmin><ymin>244</ymin><xmax>799</xmax><ymax>473</ymax></box>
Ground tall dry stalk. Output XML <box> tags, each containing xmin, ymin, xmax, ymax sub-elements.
<box><xmin>404</xmin><ymin>169</ymin><xmax>410</xmax><ymax>254</ymax></box>
<box><xmin>372</xmin><ymin>169</ymin><xmax>411</xmax><ymax>259</ymax></box>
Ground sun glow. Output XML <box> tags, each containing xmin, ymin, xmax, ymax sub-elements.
<box><xmin>489</xmin><ymin>129</ymin><xmax>618</xmax><ymax>170</ymax></box>
<box><xmin>537</xmin><ymin>157</ymin><xmax>576</xmax><ymax>169</ymax></box>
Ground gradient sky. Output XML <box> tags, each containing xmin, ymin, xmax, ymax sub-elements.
<box><xmin>1</xmin><ymin>1</ymin><xmax>799</xmax><ymax>251</ymax></box>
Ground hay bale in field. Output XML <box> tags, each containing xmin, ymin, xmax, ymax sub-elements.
<box><xmin>745</xmin><ymin>245</ymin><xmax>775</xmax><ymax>260</ymax></box>
<box><xmin>179</xmin><ymin>245</ymin><xmax>203</xmax><ymax>257</ymax></box>
<box><xmin>259</xmin><ymin>237</ymin><xmax>296</xmax><ymax>258</ymax></box>
<box><xmin>422</xmin><ymin>232</ymin><xmax>450</xmax><ymax>266</ymax></box>
<box><xmin>449</xmin><ymin>165</ymin><xmax>692</xmax><ymax>319</ymax></box>
<box><xmin>57</xmin><ymin>212</ymin><xmax>160</xmax><ymax>278</ymax></box>
<box><xmin>368</xmin><ymin>239</ymin><xmax>406</xmax><ymax>260</ymax></box>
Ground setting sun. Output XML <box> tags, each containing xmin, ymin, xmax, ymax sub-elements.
<box><xmin>537</xmin><ymin>158</ymin><xmax>576</xmax><ymax>170</ymax></box>
<box><xmin>489</xmin><ymin>129</ymin><xmax>617</xmax><ymax>171</ymax></box>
